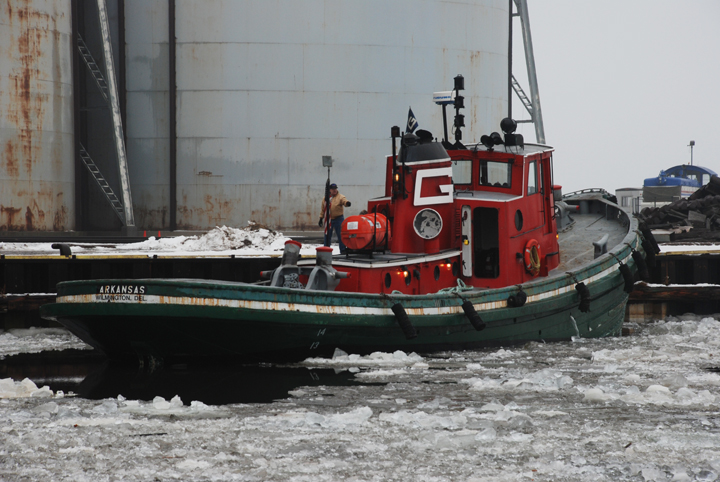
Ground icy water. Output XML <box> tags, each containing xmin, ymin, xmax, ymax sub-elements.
<box><xmin>2</xmin><ymin>315</ymin><xmax>720</xmax><ymax>481</ymax></box>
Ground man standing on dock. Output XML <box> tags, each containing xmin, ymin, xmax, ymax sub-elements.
<box><xmin>319</xmin><ymin>183</ymin><xmax>351</xmax><ymax>253</ymax></box>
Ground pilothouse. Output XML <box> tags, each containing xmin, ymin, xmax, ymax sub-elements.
<box><xmin>330</xmin><ymin>79</ymin><xmax>560</xmax><ymax>294</ymax></box>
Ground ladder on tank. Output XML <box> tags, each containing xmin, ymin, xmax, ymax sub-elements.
<box><xmin>79</xmin><ymin>145</ymin><xmax>126</xmax><ymax>224</ymax></box>
<box><xmin>77</xmin><ymin>34</ymin><xmax>110</xmax><ymax>105</ymax></box>
<box><xmin>511</xmin><ymin>75</ymin><xmax>534</xmax><ymax>122</ymax></box>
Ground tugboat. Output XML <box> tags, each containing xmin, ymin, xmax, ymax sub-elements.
<box><xmin>40</xmin><ymin>77</ymin><xmax>653</xmax><ymax>364</ymax></box>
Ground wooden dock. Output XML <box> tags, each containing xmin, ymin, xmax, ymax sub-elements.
<box><xmin>627</xmin><ymin>246</ymin><xmax>720</xmax><ymax>322</ymax></box>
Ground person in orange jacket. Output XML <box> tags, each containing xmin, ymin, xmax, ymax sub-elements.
<box><xmin>319</xmin><ymin>183</ymin><xmax>351</xmax><ymax>253</ymax></box>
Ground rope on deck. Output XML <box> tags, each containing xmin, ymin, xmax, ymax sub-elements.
<box><xmin>438</xmin><ymin>279</ymin><xmax>475</xmax><ymax>294</ymax></box>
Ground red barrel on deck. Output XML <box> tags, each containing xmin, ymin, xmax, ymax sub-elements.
<box><xmin>341</xmin><ymin>213</ymin><xmax>391</xmax><ymax>250</ymax></box>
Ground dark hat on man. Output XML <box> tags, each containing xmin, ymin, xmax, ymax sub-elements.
<box><xmin>329</xmin><ymin>183</ymin><xmax>338</xmax><ymax>189</ymax></box>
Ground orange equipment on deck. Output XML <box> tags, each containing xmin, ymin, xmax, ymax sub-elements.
<box><xmin>341</xmin><ymin>213</ymin><xmax>390</xmax><ymax>250</ymax></box>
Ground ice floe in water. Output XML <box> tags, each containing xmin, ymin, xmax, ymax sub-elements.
<box><xmin>463</xmin><ymin>367</ymin><xmax>574</xmax><ymax>392</ymax></box>
<box><xmin>2</xmin><ymin>315</ymin><xmax>720</xmax><ymax>480</ymax></box>
<box><xmin>0</xmin><ymin>377</ymin><xmax>54</xmax><ymax>399</ymax></box>
<box><xmin>0</xmin><ymin>327</ymin><xmax>90</xmax><ymax>358</ymax></box>
<box><xmin>303</xmin><ymin>348</ymin><xmax>426</xmax><ymax>367</ymax></box>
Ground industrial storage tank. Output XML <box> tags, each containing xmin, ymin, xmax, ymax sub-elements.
<box><xmin>125</xmin><ymin>0</ymin><xmax>510</xmax><ymax>231</ymax></box>
<box><xmin>0</xmin><ymin>1</ymin><xmax>75</xmax><ymax>231</ymax></box>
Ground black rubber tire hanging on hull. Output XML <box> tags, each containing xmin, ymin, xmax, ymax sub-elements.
<box><xmin>641</xmin><ymin>237</ymin><xmax>656</xmax><ymax>268</ymax></box>
<box><xmin>507</xmin><ymin>290</ymin><xmax>528</xmax><ymax>308</ymax></box>
<box><xmin>391</xmin><ymin>303</ymin><xmax>418</xmax><ymax>340</ymax></box>
<box><xmin>639</xmin><ymin>222</ymin><xmax>661</xmax><ymax>255</ymax></box>
<box><xmin>575</xmin><ymin>282</ymin><xmax>591</xmax><ymax>313</ymax></box>
<box><xmin>618</xmin><ymin>262</ymin><xmax>634</xmax><ymax>293</ymax></box>
<box><xmin>631</xmin><ymin>250</ymin><xmax>650</xmax><ymax>281</ymax></box>
<box><xmin>461</xmin><ymin>300</ymin><xmax>486</xmax><ymax>331</ymax></box>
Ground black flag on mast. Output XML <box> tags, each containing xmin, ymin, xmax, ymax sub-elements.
<box><xmin>406</xmin><ymin>107</ymin><xmax>418</xmax><ymax>133</ymax></box>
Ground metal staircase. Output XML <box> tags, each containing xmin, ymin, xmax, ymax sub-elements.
<box><xmin>511</xmin><ymin>74</ymin><xmax>534</xmax><ymax>121</ymax></box>
<box><xmin>76</xmin><ymin>33</ymin><xmax>110</xmax><ymax>105</ymax></box>
<box><xmin>79</xmin><ymin>144</ymin><xmax>126</xmax><ymax>223</ymax></box>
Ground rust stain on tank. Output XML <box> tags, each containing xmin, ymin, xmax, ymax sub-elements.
<box><xmin>1</xmin><ymin>4</ymin><xmax>71</xmax><ymax>231</ymax></box>
<box><xmin>25</xmin><ymin>199</ymin><xmax>46</xmax><ymax>231</ymax></box>
<box><xmin>25</xmin><ymin>206</ymin><xmax>34</xmax><ymax>230</ymax></box>
<box><xmin>1</xmin><ymin>206</ymin><xmax>23</xmax><ymax>231</ymax></box>
<box><xmin>2</xmin><ymin>4</ymin><xmax>54</xmax><ymax>179</ymax></box>
<box><xmin>204</xmin><ymin>195</ymin><xmax>232</xmax><ymax>227</ymax></box>
<box><xmin>4</xmin><ymin>140</ymin><xmax>18</xmax><ymax>177</ymax></box>
<box><xmin>176</xmin><ymin>194</ymin><xmax>234</xmax><ymax>230</ymax></box>
<box><xmin>53</xmin><ymin>198</ymin><xmax>68</xmax><ymax>230</ymax></box>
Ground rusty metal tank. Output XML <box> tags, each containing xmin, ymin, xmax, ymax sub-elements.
<box><xmin>124</xmin><ymin>0</ymin><xmax>510</xmax><ymax>231</ymax></box>
<box><xmin>0</xmin><ymin>1</ymin><xmax>74</xmax><ymax>231</ymax></box>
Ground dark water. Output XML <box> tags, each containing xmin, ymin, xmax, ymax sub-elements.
<box><xmin>0</xmin><ymin>350</ymin><xmax>377</xmax><ymax>405</ymax></box>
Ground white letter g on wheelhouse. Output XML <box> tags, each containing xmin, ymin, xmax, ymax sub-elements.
<box><xmin>413</xmin><ymin>167</ymin><xmax>453</xmax><ymax>206</ymax></box>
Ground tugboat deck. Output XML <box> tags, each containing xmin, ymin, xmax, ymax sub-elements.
<box><xmin>555</xmin><ymin>212</ymin><xmax>628</xmax><ymax>274</ymax></box>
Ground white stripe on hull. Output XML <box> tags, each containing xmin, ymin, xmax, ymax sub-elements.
<box><xmin>56</xmin><ymin>250</ymin><xmax>632</xmax><ymax>317</ymax></box>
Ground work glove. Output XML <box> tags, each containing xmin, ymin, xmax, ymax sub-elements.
<box><xmin>345</xmin><ymin>201</ymin><xmax>352</xmax><ymax>207</ymax></box>
<box><xmin>318</xmin><ymin>219</ymin><xmax>323</xmax><ymax>227</ymax></box>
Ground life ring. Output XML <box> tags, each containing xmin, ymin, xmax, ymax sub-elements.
<box><xmin>524</xmin><ymin>239</ymin><xmax>541</xmax><ymax>276</ymax></box>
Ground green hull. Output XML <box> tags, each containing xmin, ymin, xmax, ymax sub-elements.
<box><xmin>42</xmin><ymin>284</ymin><xmax>628</xmax><ymax>363</ymax></box>
<box><xmin>41</xmin><ymin>236</ymin><xmax>639</xmax><ymax>363</ymax></box>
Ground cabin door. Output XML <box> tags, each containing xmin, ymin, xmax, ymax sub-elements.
<box><xmin>461</xmin><ymin>205</ymin><xmax>472</xmax><ymax>277</ymax></box>
<box><xmin>473</xmin><ymin>207</ymin><xmax>499</xmax><ymax>278</ymax></box>
<box><xmin>540</xmin><ymin>156</ymin><xmax>554</xmax><ymax>235</ymax></box>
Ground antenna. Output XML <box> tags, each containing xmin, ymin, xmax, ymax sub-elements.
<box><xmin>453</xmin><ymin>75</ymin><xmax>465</xmax><ymax>148</ymax></box>
<box><xmin>688</xmin><ymin>140</ymin><xmax>695</xmax><ymax>166</ymax></box>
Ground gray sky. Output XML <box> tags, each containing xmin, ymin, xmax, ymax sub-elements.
<box><xmin>511</xmin><ymin>0</ymin><xmax>720</xmax><ymax>194</ymax></box>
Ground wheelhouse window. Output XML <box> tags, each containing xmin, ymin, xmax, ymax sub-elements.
<box><xmin>527</xmin><ymin>160</ymin><xmax>537</xmax><ymax>195</ymax></box>
<box><xmin>479</xmin><ymin>160</ymin><xmax>512</xmax><ymax>188</ymax></box>
<box><xmin>451</xmin><ymin>159</ymin><xmax>472</xmax><ymax>185</ymax></box>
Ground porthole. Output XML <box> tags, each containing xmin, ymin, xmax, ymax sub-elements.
<box><xmin>452</xmin><ymin>261</ymin><xmax>459</xmax><ymax>277</ymax></box>
<box><xmin>385</xmin><ymin>273</ymin><xmax>391</xmax><ymax>289</ymax></box>
<box><xmin>434</xmin><ymin>266</ymin><xmax>440</xmax><ymax>281</ymax></box>
<box><xmin>515</xmin><ymin>210</ymin><xmax>523</xmax><ymax>231</ymax></box>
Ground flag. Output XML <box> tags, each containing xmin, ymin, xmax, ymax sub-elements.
<box><xmin>406</xmin><ymin>107</ymin><xmax>418</xmax><ymax>133</ymax></box>
<box><xmin>323</xmin><ymin>178</ymin><xmax>332</xmax><ymax>240</ymax></box>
